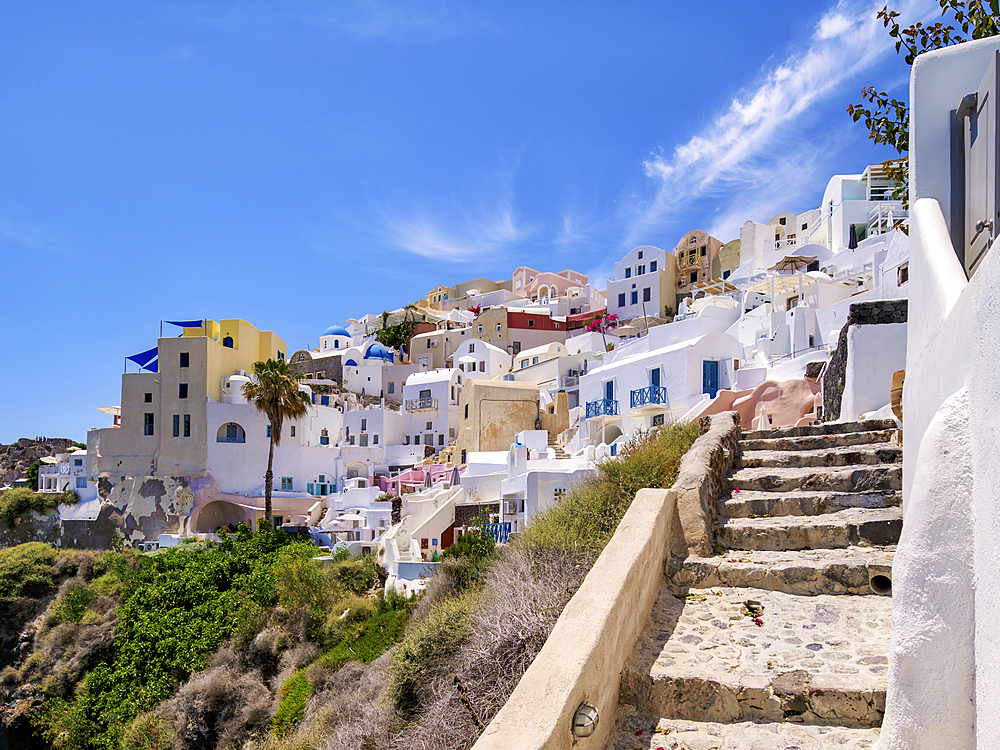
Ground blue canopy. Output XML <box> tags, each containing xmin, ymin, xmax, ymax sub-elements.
<box><xmin>165</xmin><ymin>320</ymin><xmax>204</xmax><ymax>328</ymax></box>
<box><xmin>127</xmin><ymin>346</ymin><xmax>158</xmax><ymax>372</ymax></box>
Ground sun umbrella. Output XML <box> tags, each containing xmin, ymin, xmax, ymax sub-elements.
<box><xmin>848</xmin><ymin>224</ymin><xmax>858</xmax><ymax>249</ymax></box>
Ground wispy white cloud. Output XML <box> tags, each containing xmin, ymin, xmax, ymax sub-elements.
<box><xmin>384</xmin><ymin>203</ymin><xmax>529</xmax><ymax>262</ymax></box>
<box><xmin>628</xmin><ymin>0</ymin><xmax>937</xmax><ymax>243</ymax></box>
<box><xmin>0</xmin><ymin>217</ymin><xmax>65</xmax><ymax>253</ymax></box>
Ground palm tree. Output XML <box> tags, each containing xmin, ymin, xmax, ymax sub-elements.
<box><xmin>242</xmin><ymin>359</ymin><xmax>310</xmax><ymax>527</ymax></box>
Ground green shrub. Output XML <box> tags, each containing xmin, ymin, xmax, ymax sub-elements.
<box><xmin>320</xmin><ymin>607</ymin><xmax>411</xmax><ymax>671</ymax></box>
<box><xmin>50</xmin><ymin>583</ymin><xmax>97</xmax><ymax>624</ymax></box>
<box><xmin>328</xmin><ymin>555</ymin><xmax>379</xmax><ymax>596</ymax></box>
<box><xmin>0</xmin><ymin>542</ymin><xmax>58</xmax><ymax>603</ymax></box>
<box><xmin>389</xmin><ymin>591</ymin><xmax>479</xmax><ymax>713</ymax></box>
<box><xmin>272</xmin><ymin>542</ymin><xmax>340</xmax><ymax>613</ymax></box>
<box><xmin>0</xmin><ymin>489</ymin><xmax>75</xmax><ymax>528</ymax></box>
<box><xmin>440</xmin><ymin>526</ymin><xmax>494</xmax><ymax>561</ymax></box>
<box><xmin>319</xmin><ymin>595</ymin><xmax>376</xmax><ymax>648</ymax></box>
<box><xmin>517</xmin><ymin>421</ymin><xmax>700</xmax><ymax>557</ymax></box>
<box><xmin>271</xmin><ymin>668</ymin><xmax>311</xmax><ymax>737</ymax></box>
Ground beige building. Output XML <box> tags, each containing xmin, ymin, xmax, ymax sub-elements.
<box><xmin>408</xmin><ymin>327</ymin><xmax>477</xmax><ymax>370</ymax></box>
<box><xmin>471</xmin><ymin>307</ymin><xmax>568</xmax><ymax>356</ymax></box>
<box><xmin>511</xmin><ymin>266</ymin><xmax>589</xmax><ymax>302</ymax></box>
<box><xmin>712</xmin><ymin>238</ymin><xmax>741</xmax><ymax>281</ymax></box>
<box><xmin>454</xmin><ymin>380</ymin><xmax>569</xmax><ymax>465</ymax></box>
<box><xmin>89</xmin><ymin>319</ymin><xmax>287</xmax><ymax>478</ymax></box>
<box><xmin>674</xmin><ymin>230</ymin><xmax>724</xmax><ymax>300</ymax></box>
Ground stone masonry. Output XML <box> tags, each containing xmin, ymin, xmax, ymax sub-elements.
<box><xmin>607</xmin><ymin>418</ymin><xmax>901</xmax><ymax>749</ymax></box>
<box><xmin>823</xmin><ymin>301</ymin><xmax>907</xmax><ymax>421</ymax></box>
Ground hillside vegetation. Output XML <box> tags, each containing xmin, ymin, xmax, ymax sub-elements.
<box><xmin>0</xmin><ymin>421</ymin><xmax>699</xmax><ymax>750</ymax></box>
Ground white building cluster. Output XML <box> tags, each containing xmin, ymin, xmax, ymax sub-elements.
<box><xmin>74</xmin><ymin>164</ymin><xmax>909</xmax><ymax>593</ymax></box>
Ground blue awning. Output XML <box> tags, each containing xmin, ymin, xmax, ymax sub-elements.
<box><xmin>165</xmin><ymin>320</ymin><xmax>204</xmax><ymax>328</ymax></box>
<box><xmin>127</xmin><ymin>347</ymin><xmax>158</xmax><ymax>372</ymax></box>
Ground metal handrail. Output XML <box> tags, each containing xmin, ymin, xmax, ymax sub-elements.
<box><xmin>406</xmin><ymin>397</ymin><xmax>439</xmax><ymax>411</ymax></box>
<box><xmin>216</xmin><ymin>437</ymin><xmax>246</xmax><ymax>443</ymax></box>
<box><xmin>630</xmin><ymin>385</ymin><xmax>667</xmax><ymax>408</ymax></box>
<box><xmin>585</xmin><ymin>399</ymin><xmax>619</xmax><ymax>418</ymax></box>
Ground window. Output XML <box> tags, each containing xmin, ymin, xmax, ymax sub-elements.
<box><xmin>179</xmin><ymin>352</ymin><xmax>189</xmax><ymax>367</ymax></box>
<box><xmin>388</xmin><ymin>382</ymin><xmax>394</xmax><ymax>393</ymax></box>
<box><xmin>624</xmin><ymin>267</ymin><xmax>631</xmax><ymax>279</ymax></box>
<box><xmin>281</xmin><ymin>477</ymin><xmax>292</xmax><ymax>491</ymax></box>
<box><xmin>449</xmin><ymin>427</ymin><xmax>456</xmax><ymax>438</ymax></box>
<box><xmin>184</xmin><ymin>414</ymin><xmax>191</xmax><ymax>437</ymax></box>
<box><xmin>521</xmin><ymin>359</ymin><xmax>529</xmax><ymax>368</ymax></box>
<box><xmin>631</xmin><ymin>291</ymin><xmax>638</xmax><ymax>305</ymax></box>
<box><xmin>373</xmin><ymin>434</ymin><xmax>379</xmax><ymax>444</ymax></box>
<box><xmin>464</xmin><ymin>404</ymin><xmax>469</xmax><ymax>419</ymax></box>
<box><xmin>532</xmin><ymin>356</ymin><xmax>539</xmax><ymax>365</ymax></box>
<box><xmin>643</xmin><ymin>287</ymin><xmax>651</xmax><ymax>302</ymax></box>
<box><xmin>478</xmin><ymin>324</ymin><xmax>483</xmax><ymax>333</ymax></box>
<box><xmin>179</xmin><ymin>383</ymin><xmax>188</xmax><ymax>399</ymax></box>
<box><xmin>361</xmin><ymin>418</ymin><xmax>367</xmax><ymax>431</ymax></box>
<box><xmin>74</xmin><ymin>458</ymin><xmax>83</xmax><ymax>466</ymax></box>
<box><xmin>461</xmin><ymin>449</ymin><xmax>467</xmax><ymax>463</ymax></box>
<box><xmin>223</xmin><ymin>336</ymin><xmax>234</xmax><ymax>348</ymax></box>
<box><xmin>144</xmin><ymin>392</ymin><xmax>152</xmax><ymax>403</ymax></box>
<box><xmin>404</xmin><ymin>436</ymin><xmax>410</xmax><ymax>444</ymax></box>
<box><xmin>513</xmin><ymin>342</ymin><xmax>521</xmax><ymax>355</ymax></box>
<box><xmin>334</xmin><ymin>340</ymin><xmax>340</xmax><ymax>348</ymax></box>
<box><xmin>637</xmin><ymin>264</ymin><xmax>645</xmax><ymax>275</ymax></box>
<box><xmin>618</xmin><ymin>292</ymin><xmax>626</xmax><ymax>307</ymax></box>
<box><xmin>637</xmin><ymin>249</ymin><xmax>643</xmax><ymax>260</ymax></box>
<box><xmin>802</xmin><ymin>222</ymin><xmax>808</xmax><ymax>230</ymax></box>
<box><xmin>690</xmin><ymin>271</ymin><xmax>698</xmax><ymax>283</ymax></box>
<box><xmin>321</xmin><ymin>395</ymin><xmax>329</xmax><ymax>406</ymax></box>
<box><xmin>779</xmin><ymin>217</ymin><xmax>786</xmax><ymax>225</ymax></box>
<box><xmin>723</xmin><ymin>269</ymin><xmax>731</xmax><ymax>280</ymax></box>
<box><xmin>290</xmin><ymin>425</ymin><xmax>295</xmax><ymax>437</ymax></box>
<box><xmin>650</xmin><ymin>260</ymin><xmax>657</xmax><ymax>272</ymax></box>
<box><xmin>173</xmin><ymin>415</ymin><xmax>180</xmax><ymax>437</ymax></box>
<box><xmin>438</xmin><ymin>434</ymin><xmax>444</xmax><ymax>445</ymax></box>
<box><xmin>898</xmin><ymin>263</ymin><xmax>909</xmax><ymax>285</ymax></box>
<box><xmin>144</xmin><ymin>413</ymin><xmax>154</xmax><ymax>436</ymax></box>
<box><xmin>496</xmin><ymin>323</ymin><xmax>502</xmax><ymax>332</ymax></box>
<box><xmin>469</xmin><ymin>343</ymin><xmax>475</xmax><ymax>353</ymax></box>
<box><xmin>478</xmin><ymin>361</ymin><xmax>485</xmax><ymax>372</ymax></box>
<box><xmin>809</xmin><ymin>335</ymin><xmax>815</xmax><ymax>347</ymax></box>
<box><xmin>652</xmin><ymin>414</ymin><xmax>665</xmax><ymax>427</ymax></box>
<box><xmin>76</xmin><ymin>477</ymin><xmax>87</xmax><ymax>488</ymax></box>
<box><xmin>414</xmin><ymin>434</ymin><xmax>420</xmax><ymax>444</ymax></box>
<box><xmin>360</xmin><ymin>434</ymin><xmax>368</xmax><ymax>447</ymax></box>
<box><xmin>700</xmin><ymin>245</ymin><xmax>707</xmax><ymax>257</ymax></box>
<box><xmin>426</xmin><ymin>421</ymin><xmax>433</xmax><ymax>430</ymax></box>
<box><xmin>266</xmin><ymin>425</ymin><xmax>272</xmax><ymax>438</ymax></box>
<box><xmin>528</xmin><ymin>319</ymin><xmax>535</xmax><ymax>327</ymax></box>
<box><xmin>278</xmin><ymin>351</ymin><xmax>284</xmax><ymax>361</ymax></box>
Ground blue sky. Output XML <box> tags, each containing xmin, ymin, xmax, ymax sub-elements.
<box><xmin>0</xmin><ymin>0</ymin><xmax>933</xmax><ymax>443</ymax></box>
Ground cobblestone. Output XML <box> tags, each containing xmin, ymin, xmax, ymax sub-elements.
<box><xmin>606</xmin><ymin>708</ymin><xmax>880</xmax><ymax>750</ymax></box>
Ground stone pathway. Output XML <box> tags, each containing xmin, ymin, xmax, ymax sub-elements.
<box><xmin>607</xmin><ymin>419</ymin><xmax>900</xmax><ymax>748</ymax></box>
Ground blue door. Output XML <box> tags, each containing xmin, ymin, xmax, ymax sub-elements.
<box><xmin>651</xmin><ymin>368</ymin><xmax>660</xmax><ymax>388</ymax></box>
<box><xmin>605</xmin><ymin>381</ymin><xmax>614</xmax><ymax>402</ymax></box>
<box><xmin>702</xmin><ymin>360</ymin><xmax>719</xmax><ymax>399</ymax></box>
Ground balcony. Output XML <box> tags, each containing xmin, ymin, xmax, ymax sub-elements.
<box><xmin>630</xmin><ymin>385</ymin><xmax>668</xmax><ymax>409</ymax></box>
<box><xmin>770</xmin><ymin>236</ymin><xmax>804</xmax><ymax>252</ymax></box>
<box><xmin>406</xmin><ymin>397</ymin><xmax>439</xmax><ymax>412</ymax></box>
<box><xmin>38</xmin><ymin>465</ymin><xmax>58</xmax><ymax>475</ymax></box>
<box><xmin>485</xmin><ymin>522</ymin><xmax>512</xmax><ymax>544</ymax></box>
<box><xmin>559</xmin><ymin>375</ymin><xmax>579</xmax><ymax>391</ymax></box>
<box><xmin>586</xmin><ymin>399</ymin><xmax>619</xmax><ymax>419</ymax></box>
<box><xmin>216</xmin><ymin>437</ymin><xmax>245</xmax><ymax>443</ymax></box>
<box><xmin>868</xmin><ymin>202</ymin><xmax>908</xmax><ymax>236</ymax></box>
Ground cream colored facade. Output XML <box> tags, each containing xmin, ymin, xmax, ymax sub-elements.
<box><xmin>511</xmin><ymin>266</ymin><xmax>589</xmax><ymax>302</ymax></box>
<box><xmin>408</xmin><ymin>327</ymin><xmax>476</xmax><ymax>370</ymax></box>
<box><xmin>89</xmin><ymin>319</ymin><xmax>287</xmax><ymax>478</ymax></box>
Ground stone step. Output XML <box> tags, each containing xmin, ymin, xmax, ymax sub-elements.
<box><xmin>719</xmin><ymin>489</ymin><xmax>902</xmax><ymax>519</ymax></box>
<box><xmin>607</xmin><ymin>708</ymin><xmax>881</xmax><ymax>749</ymax></box>
<box><xmin>717</xmin><ymin>507</ymin><xmax>903</xmax><ymax>551</ymax></box>
<box><xmin>619</xmin><ymin>587</ymin><xmax>889</xmax><ymax>729</ymax></box>
<box><xmin>742</xmin><ymin>419</ymin><xmax>898</xmax><ymax>442</ymax></box>
<box><xmin>741</xmin><ymin>429</ymin><xmax>896</xmax><ymax>452</ymax></box>
<box><xmin>731</xmin><ymin>465</ymin><xmax>902</xmax><ymax>494</ymax></box>
<box><xmin>667</xmin><ymin>548</ymin><xmax>894</xmax><ymax>596</ymax></box>
<box><xmin>741</xmin><ymin>445</ymin><xmax>901</xmax><ymax>470</ymax></box>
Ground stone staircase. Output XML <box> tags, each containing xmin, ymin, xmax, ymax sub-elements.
<box><xmin>607</xmin><ymin>419</ymin><xmax>901</xmax><ymax>749</ymax></box>
<box><xmin>548</xmin><ymin>432</ymin><xmax>570</xmax><ymax>459</ymax></box>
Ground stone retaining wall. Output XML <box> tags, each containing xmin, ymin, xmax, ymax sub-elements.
<box><xmin>470</xmin><ymin>411</ymin><xmax>742</xmax><ymax>750</ymax></box>
<box><xmin>823</xmin><ymin>301</ymin><xmax>908</xmax><ymax>421</ymax></box>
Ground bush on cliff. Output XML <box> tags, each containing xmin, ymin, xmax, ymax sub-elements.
<box><xmin>0</xmin><ymin>488</ymin><xmax>79</xmax><ymax>528</ymax></box>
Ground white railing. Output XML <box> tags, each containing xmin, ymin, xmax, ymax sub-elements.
<box><xmin>770</xmin><ymin>237</ymin><xmax>804</xmax><ymax>252</ymax></box>
<box><xmin>868</xmin><ymin>202</ymin><xmax>908</xmax><ymax>236</ymax></box>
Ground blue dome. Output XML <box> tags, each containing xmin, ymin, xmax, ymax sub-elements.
<box><xmin>364</xmin><ymin>342</ymin><xmax>394</xmax><ymax>362</ymax></box>
<box><xmin>322</xmin><ymin>325</ymin><xmax>350</xmax><ymax>338</ymax></box>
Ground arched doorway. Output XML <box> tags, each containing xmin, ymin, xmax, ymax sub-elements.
<box><xmin>195</xmin><ymin>500</ymin><xmax>244</xmax><ymax>533</ymax></box>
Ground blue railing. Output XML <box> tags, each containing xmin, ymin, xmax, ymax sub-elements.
<box><xmin>485</xmin><ymin>522</ymin><xmax>512</xmax><ymax>544</ymax></box>
<box><xmin>216</xmin><ymin>437</ymin><xmax>246</xmax><ymax>443</ymax></box>
<box><xmin>630</xmin><ymin>385</ymin><xmax>668</xmax><ymax>409</ymax></box>
<box><xmin>585</xmin><ymin>399</ymin><xmax>619</xmax><ymax>418</ymax></box>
